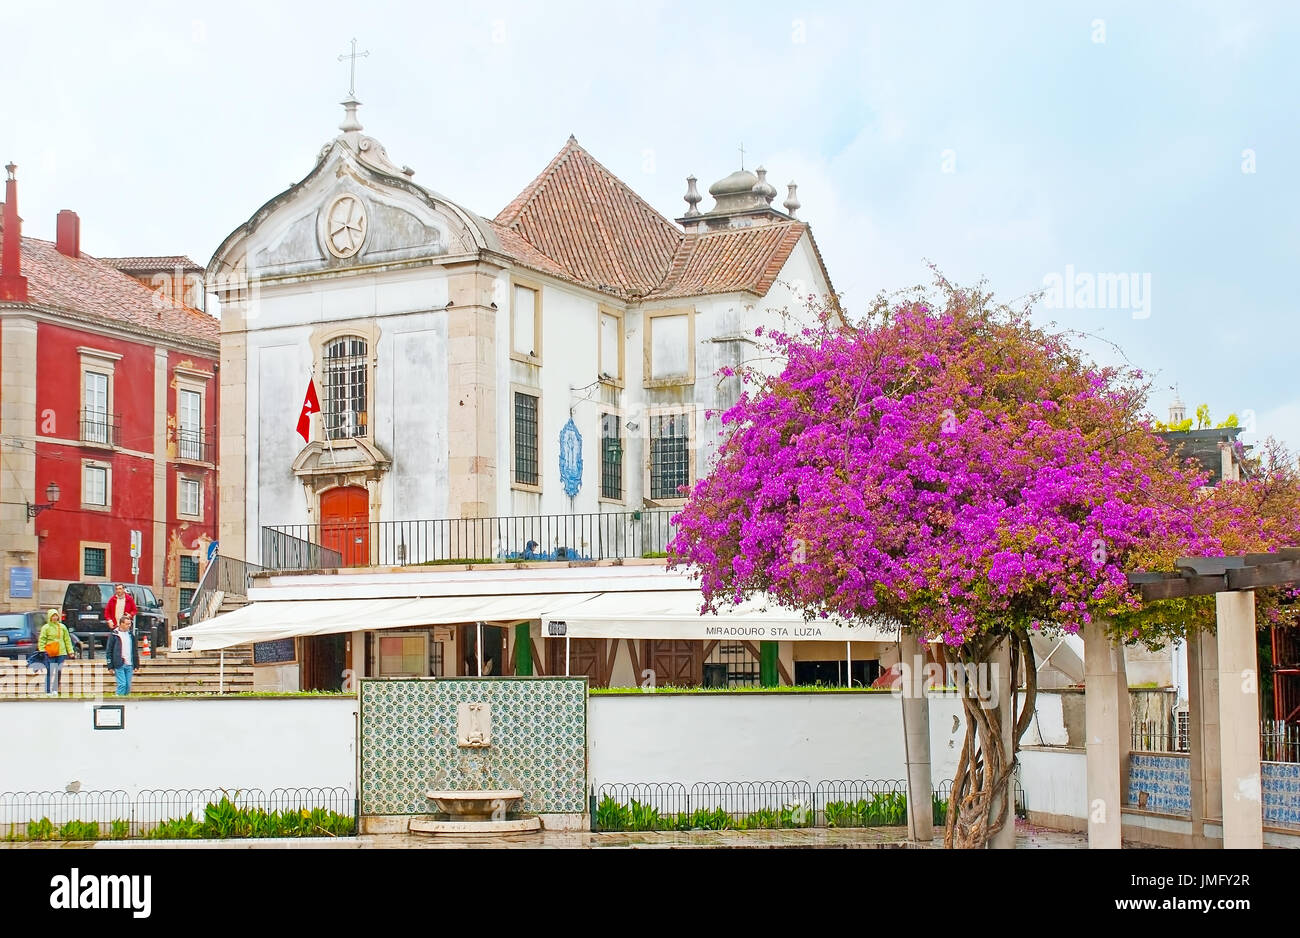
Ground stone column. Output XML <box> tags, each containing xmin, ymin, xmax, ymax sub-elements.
<box><xmin>0</xmin><ymin>316</ymin><xmax>38</xmax><ymax>613</ymax></box>
<box><xmin>990</xmin><ymin>638</ymin><xmax>1017</xmax><ymax>849</ymax></box>
<box><xmin>152</xmin><ymin>347</ymin><xmax>168</xmax><ymax>590</ymax></box>
<box><xmin>1186</xmin><ymin>629</ymin><xmax>1221</xmax><ymax>845</ymax></box>
<box><xmin>1084</xmin><ymin>620</ymin><xmax>1125</xmax><ymax>848</ymax></box>
<box><xmin>446</xmin><ymin>264</ymin><xmax>499</xmax><ymax>557</ymax></box>
<box><xmin>218</xmin><ymin>312</ymin><xmax>248</xmax><ymax>562</ymax></box>
<box><xmin>899</xmin><ymin>632</ymin><xmax>932</xmax><ymax>842</ymax></box>
<box><xmin>1216</xmin><ymin>590</ymin><xmax>1263</xmax><ymax>848</ymax></box>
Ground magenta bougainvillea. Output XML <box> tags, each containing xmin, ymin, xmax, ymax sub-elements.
<box><xmin>669</xmin><ymin>282</ymin><xmax>1210</xmax><ymax>649</ymax></box>
<box><xmin>666</xmin><ymin>278</ymin><xmax>1225</xmax><ymax>848</ymax></box>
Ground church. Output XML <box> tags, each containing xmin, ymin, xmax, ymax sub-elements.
<box><xmin>199</xmin><ymin>89</ymin><xmax>899</xmax><ymax>690</ymax></box>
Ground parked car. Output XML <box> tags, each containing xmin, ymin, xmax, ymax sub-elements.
<box><xmin>61</xmin><ymin>583</ymin><xmax>168</xmax><ymax>656</ymax></box>
<box><xmin>0</xmin><ymin>611</ymin><xmax>43</xmax><ymax>659</ymax></box>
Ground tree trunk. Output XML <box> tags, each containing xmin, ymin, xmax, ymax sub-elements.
<box><xmin>942</xmin><ymin>631</ymin><xmax>1037</xmax><ymax>849</ymax></box>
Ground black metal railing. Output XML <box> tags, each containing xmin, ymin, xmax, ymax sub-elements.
<box><xmin>590</xmin><ymin>778</ymin><xmax>1027</xmax><ymax>831</ymax></box>
<box><xmin>177</xmin><ymin>555</ymin><xmax>266</xmax><ymax>629</ymax></box>
<box><xmin>79</xmin><ymin>410</ymin><xmax>120</xmax><ymax>447</ymax></box>
<box><xmin>176</xmin><ymin>426</ymin><xmax>214</xmax><ymax>462</ymax></box>
<box><xmin>0</xmin><ymin>787</ymin><xmax>354</xmax><ymax>840</ymax></box>
<box><xmin>260</xmin><ymin>509</ymin><xmax>680</xmax><ymax>571</ymax></box>
<box><xmin>1131</xmin><ymin>718</ymin><xmax>1299</xmax><ymax>763</ymax></box>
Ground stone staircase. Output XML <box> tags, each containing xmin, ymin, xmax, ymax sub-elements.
<box><xmin>0</xmin><ymin>645</ymin><xmax>256</xmax><ymax>696</ymax></box>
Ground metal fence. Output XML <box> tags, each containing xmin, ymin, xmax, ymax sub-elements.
<box><xmin>1131</xmin><ymin>718</ymin><xmax>1300</xmax><ymax>763</ymax></box>
<box><xmin>178</xmin><ymin>554</ymin><xmax>267</xmax><ymax>629</ymax></box>
<box><xmin>591</xmin><ymin>778</ymin><xmax>1027</xmax><ymax>829</ymax></box>
<box><xmin>260</xmin><ymin>509</ymin><xmax>680</xmax><ymax>570</ymax></box>
<box><xmin>0</xmin><ymin>787</ymin><xmax>354</xmax><ymax>839</ymax></box>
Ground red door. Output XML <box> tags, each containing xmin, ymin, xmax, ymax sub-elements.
<box><xmin>320</xmin><ymin>486</ymin><xmax>369</xmax><ymax>567</ymax></box>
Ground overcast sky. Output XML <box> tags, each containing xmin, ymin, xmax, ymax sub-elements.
<box><xmin>3</xmin><ymin>0</ymin><xmax>1297</xmax><ymax>452</ymax></box>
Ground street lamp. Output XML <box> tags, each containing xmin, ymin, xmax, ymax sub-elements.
<box><xmin>27</xmin><ymin>481</ymin><xmax>60</xmax><ymax>519</ymax></box>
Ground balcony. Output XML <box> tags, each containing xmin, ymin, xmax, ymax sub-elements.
<box><xmin>176</xmin><ymin>426</ymin><xmax>214</xmax><ymax>463</ymax></box>
<box><xmin>260</xmin><ymin>510</ymin><xmax>681</xmax><ymax>571</ymax></box>
<box><xmin>79</xmin><ymin>410</ymin><xmax>120</xmax><ymax>447</ymax></box>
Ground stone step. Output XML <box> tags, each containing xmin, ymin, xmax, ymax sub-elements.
<box><xmin>0</xmin><ymin>659</ymin><xmax>256</xmax><ymax>696</ymax></box>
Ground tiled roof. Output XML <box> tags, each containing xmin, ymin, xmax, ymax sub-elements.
<box><xmin>649</xmin><ymin>222</ymin><xmax>809</xmax><ymax>300</ymax></box>
<box><xmin>6</xmin><ymin>236</ymin><xmax>218</xmax><ymax>347</ymax></box>
<box><xmin>100</xmin><ymin>255</ymin><xmax>204</xmax><ymax>273</ymax></box>
<box><xmin>494</xmin><ymin>137</ymin><xmax>682</xmax><ymax>298</ymax></box>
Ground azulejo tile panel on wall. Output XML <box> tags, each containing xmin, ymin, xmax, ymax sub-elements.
<box><xmin>1127</xmin><ymin>753</ymin><xmax>1191</xmax><ymax>817</ymax></box>
<box><xmin>359</xmin><ymin>678</ymin><xmax>587</xmax><ymax>816</ymax></box>
<box><xmin>1262</xmin><ymin>760</ymin><xmax>1300</xmax><ymax>830</ymax></box>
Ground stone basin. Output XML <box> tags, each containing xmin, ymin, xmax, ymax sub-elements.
<box><xmin>426</xmin><ymin>789</ymin><xmax>524</xmax><ymax>822</ymax></box>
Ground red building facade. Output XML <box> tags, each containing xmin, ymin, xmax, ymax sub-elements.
<box><xmin>0</xmin><ymin>165</ymin><xmax>219</xmax><ymax>621</ymax></box>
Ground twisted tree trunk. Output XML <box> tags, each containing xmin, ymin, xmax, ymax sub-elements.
<box><xmin>942</xmin><ymin>630</ymin><xmax>1037</xmax><ymax>849</ymax></box>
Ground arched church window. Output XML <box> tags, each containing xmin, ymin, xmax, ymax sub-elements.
<box><xmin>323</xmin><ymin>336</ymin><xmax>368</xmax><ymax>440</ymax></box>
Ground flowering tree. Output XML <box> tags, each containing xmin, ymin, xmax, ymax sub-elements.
<box><xmin>667</xmin><ymin>277</ymin><xmax>1211</xmax><ymax>848</ymax></box>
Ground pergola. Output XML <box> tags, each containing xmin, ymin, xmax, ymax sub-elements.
<box><xmin>1083</xmin><ymin>548</ymin><xmax>1300</xmax><ymax>848</ymax></box>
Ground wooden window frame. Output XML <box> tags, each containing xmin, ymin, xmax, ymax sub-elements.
<box><xmin>643</xmin><ymin>405</ymin><xmax>696</xmax><ymax>507</ymax></box>
<box><xmin>376</xmin><ymin>630</ymin><xmax>431</xmax><ymax>678</ymax></box>
<box><xmin>510</xmin><ymin>277</ymin><xmax>543</xmax><ymax>366</ymax></box>
<box><xmin>598</xmin><ymin>306</ymin><xmax>625</xmax><ymax>388</ymax></box>
<box><xmin>510</xmin><ymin>384</ymin><xmax>543</xmax><ymax>494</ymax></box>
<box><xmin>642</xmin><ymin>308</ymin><xmax>695</xmax><ymax>389</ymax></box>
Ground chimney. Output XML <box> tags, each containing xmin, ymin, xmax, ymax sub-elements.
<box><xmin>0</xmin><ymin>162</ymin><xmax>29</xmax><ymax>302</ymax></box>
<box><xmin>56</xmin><ymin>209</ymin><xmax>80</xmax><ymax>258</ymax></box>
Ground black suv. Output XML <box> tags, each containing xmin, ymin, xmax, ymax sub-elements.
<box><xmin>62</xmin><ymin>584</ymin><xmax>168</xmax><ymax>657</ymax></box>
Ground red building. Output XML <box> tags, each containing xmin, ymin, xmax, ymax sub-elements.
<box><xmin>0</xmin><ymin>164</ymin><xmax>219</xmax><ymax>622</ymax></box>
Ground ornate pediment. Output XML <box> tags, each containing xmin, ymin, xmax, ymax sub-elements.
<box><xmin>292</xmin><ymin>437</ymin><xmax>391</xmax><ymax>495</ymax></box>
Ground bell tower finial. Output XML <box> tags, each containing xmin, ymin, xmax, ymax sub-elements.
<box><xmin>337</xmin><ymin>38</ymin><xmax>369</xmax><ymax>132</ymax></box>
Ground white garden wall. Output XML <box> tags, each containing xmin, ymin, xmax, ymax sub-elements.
<box><xmin>588</xmin><ymin>691</ymin><xmax>965</xmax><ymax>785</ymax></box>
<box><xmin>0</xmin><ymin>698</ymin><xmax>357</xmax><ymax>795</ymax></box>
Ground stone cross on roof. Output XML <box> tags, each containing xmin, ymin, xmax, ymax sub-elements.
<box><xmin>338</xmin><ymin>37</ymin><xmax>369</xmax><ymax>96</ymax></box>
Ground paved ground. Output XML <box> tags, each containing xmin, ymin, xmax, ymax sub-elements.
<box><xmin>3</xmin><ymin>819</ymin><xmax>1113</xmax><ymax>849</ymax></box>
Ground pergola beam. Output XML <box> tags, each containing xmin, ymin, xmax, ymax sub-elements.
<box><xmin>1128</xmin><ymin>549</ymin><xmax>1300</xmax><ymax>601</ymax></box>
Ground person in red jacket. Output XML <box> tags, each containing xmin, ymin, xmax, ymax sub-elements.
<box><xmin>103</xmin><ymin>583</ymin><xmax>137</xmax><ymax>630</ymax></box>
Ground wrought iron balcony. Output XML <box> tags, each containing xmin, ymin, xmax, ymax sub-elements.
<box><xmin>79</xmin><ymin>410</ymin><xmax>120</xmax><ymax>447</ymax></box>
<box><xmin>260</xmin><ymin>509</ymin><xmax>681</xmax><ymax>571</ymax></box>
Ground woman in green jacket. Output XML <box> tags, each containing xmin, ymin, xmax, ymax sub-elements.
<box><xmin>36</xmin><ymin>609</ymin><xmax>78</xmax><ymax>696</ymax></box>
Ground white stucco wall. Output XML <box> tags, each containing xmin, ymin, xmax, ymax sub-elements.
<box><xmin>0</xmin><ymin>699</ymin><xmax>357</xmax><ymax>795</ymax></box>
<box><xmin>1019</xmin><ymin>746</ymin><xmax>1087</xmax><ymax>822</ymax></box>
<box><xmin>588</xmin><ymin>692</ymin><xmax>965</xmax><ymax>786</ymax></box>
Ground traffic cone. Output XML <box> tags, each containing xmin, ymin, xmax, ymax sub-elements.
<box><xmin>141</xmin><ymin>634</ymin><xmax>151</xmax><ymax>659</ymax></box>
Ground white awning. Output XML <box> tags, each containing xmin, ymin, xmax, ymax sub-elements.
<box><xmin>541</xmin><ymin>591</ymin><xmax>900</xmax><ymax>642</ymax></box>
<box><xmin>172</xmin><ymin>593</ymin><xmax>598</xmax><ymax>652</ymax></box>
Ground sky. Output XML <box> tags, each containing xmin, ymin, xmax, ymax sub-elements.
<box><xmin>2</xmin><ymin>0</ymin><xmax>1297</xmax><ymax>452</ymax></box>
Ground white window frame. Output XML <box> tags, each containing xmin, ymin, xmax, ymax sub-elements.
<box><xmin>80</xmin><ymin>541</ymin><xmax>111</xmax><ymax>581</ymax></box>
<box><xmin>81</xmin><ymin>459</ymin><xmax>111</xmax><ymax>511</ymax></box>
<box><xmin>176</xmin><ymin>385</ymin><xmax>204</xmax><ymax>462</ymax></box>
<box><xmin>178</xmin><ymin>476</ymin><xmax>202</xmax><ymax>519</ymax></box>
<box><xmin>376</xmin><ymin>630</ymin><xmax>431</xmax><ymax>678</ymax></box>
<box><xmin>644</xmin><ymin>406</ymin><xmax>696</xmax><ymax>506</ymax></box>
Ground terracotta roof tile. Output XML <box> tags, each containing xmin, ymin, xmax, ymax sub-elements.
<box><xmin>495</xmin><ymin>137</ymin><xmax>683</xmax><ymax>298</ymax></box>
<box><xmin>100</xmin><ymin>255</ymin><xmax>204</xmax><ymax>273</ymax></box>
<box><xmin>11</xmin><ymin>237</ymin><xmax>218</xmax><ymax>347</ymax></box>
<box><xmin>649</xmin><ymin>222</ymin><xmax>811</xmax><ymax>300</ymax></box>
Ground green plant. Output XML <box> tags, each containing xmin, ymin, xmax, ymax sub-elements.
<box><xmin>779</xmin><ymin>803</ymin><xmax>813</xmax><ymax>828</ymax></box>
<box><xmin>26</xmin><ymin>817</ymin><xmax>55</xmax><ymax>841</ymax></box>
<box><xmin>203</xmin><ymin>795</ymin><xmax>243</xmax><ymax>838</ymax></box>
<box><xmin>146</xmin><ymin>813</ymin><xmax>203</xmax><ymax>839</ymax></box>
<box><xmin>594</xmin><ymin>796</ymin><xmax>630</xmax><ymax>831</ymax></box>
<box><xmin>58</xmin><ymin>819</ymin><xmax>101</xmax><ymax>841</ymax></box>
<box><xmin>109</xmin><ymin>819</ymin><xmax>131</xmax><ymax>840</ymax></box>
<box><xmin>823</xmin><ymin>800</ymin><xmax>857</xmax><ymax>828</ymax></box>
<box><xmin>640</xmin><ymin>551</ymin><xmax>668</xmax><ymax>559</ymax></box>
<box><xmin>932</xmin><ymin>794</ymin><xmax>948</xmax><ymax>826</ymax></box>
<box><xmin>742</xmin><ymin>808</ymin><xmax>781</xmax><ymax>830</ymax></box>
<box><xmin>626</xmin><ymin>799</ymin><xmax>665</xmax><ymax>832</ymax></box>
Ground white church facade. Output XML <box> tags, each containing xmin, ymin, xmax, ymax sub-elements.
<box><xmin>199</xmin><ymin>97</ymin><xmax>907</xmax><ymax>690</ymax></box>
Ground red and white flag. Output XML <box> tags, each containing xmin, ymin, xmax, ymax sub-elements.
<box><xmin>297</xmin><ymin>378</ymin><xmax>321</xmax><ymax>444</ymax></box>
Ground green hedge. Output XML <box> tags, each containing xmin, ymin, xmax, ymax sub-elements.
<box><xmin>1</xmin><ymin>797</ymin><xmax>355</xmax><ymax>841</ymax></box>
<box><xmin>594</xmin><ymin>792</ymin><xmax>949</xmax><ymax>831</ymax></box>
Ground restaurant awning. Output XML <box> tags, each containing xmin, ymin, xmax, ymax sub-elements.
<box><xmin>171</xmin><ymin>593</ymin><xmax>599</xmax><ymax>652</ymax></box>
<box><xmin>541</xmin><ymin>591</ymin><xmax>900</xmax><ymax>642</ymax></box>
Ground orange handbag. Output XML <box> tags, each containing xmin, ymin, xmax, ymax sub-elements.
<box><xmin>44</xmin><ymin>641</ymin><xmax>61</xmax><ymax>657</ymax></box>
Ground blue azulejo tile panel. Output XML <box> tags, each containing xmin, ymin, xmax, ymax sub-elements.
<box><xmin>358</xmin><ymin>678</ymin><xmax>587</xmax><ymax>816</ymax></box>
<box><xmin>1262</xmin><ymin>761</ymin><xmax>1300</xmax><ymax>830</ymax></box>
<box><xmin>1127</xmin><ymin>752</ymin><xmax>1191</xmax><ymax>817</ymax></box>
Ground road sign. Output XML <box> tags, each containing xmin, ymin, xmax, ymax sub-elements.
<box><xmin>207</xmin><ymin>540</ymin><xmax>219</xmax><ymax>563</ymax></box>
<box><xmin>129</xmin><ymin>530</ymin><xmax>142</xmax><ymax>559</ymax></box>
